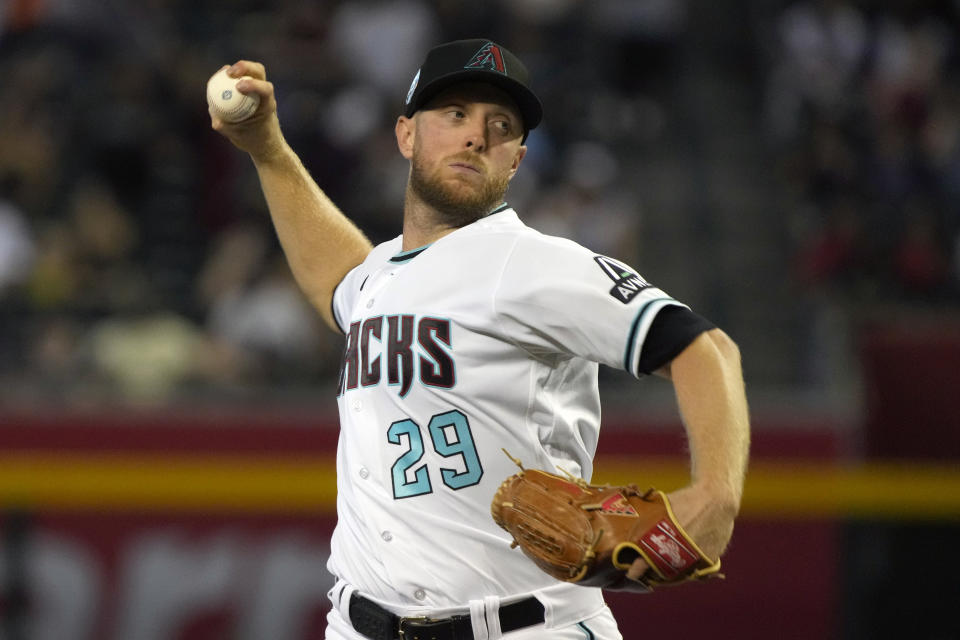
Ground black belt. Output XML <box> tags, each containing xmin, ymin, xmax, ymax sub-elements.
<box><xmin>348</xmin><ymin>592</ymin><xmax>544</xmax><ymax>640</ymax></box>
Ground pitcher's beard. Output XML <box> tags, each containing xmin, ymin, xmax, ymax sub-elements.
<box><xmin>409</xmin><ymin>156</ymin><xmax>510</xmax><ymax>228</ymax></box>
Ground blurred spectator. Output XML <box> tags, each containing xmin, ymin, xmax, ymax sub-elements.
<box><xmin>794</xmin><ymin>195</ymin><xmax>864</xmax><ymax>290</ymax></box>
<box><xmin>526</xmin><ymin>141</ymin><xmax>641</xmax><ymax>265</ymax></box>
<box><xmin>764</xmin><ymin>0</ymin><xmax>868</xmax><ymax>142</ymax></box>
<box><xmin>198</xmin><ymin>225</ymin><xmax>332</xmax><ymax>381</ymax></box>
<box><xmin>953</xmin><ymin>235</ymin><xmax>960</xmax><ymax>289</ymax></box>
<box><xmin>921</xmin><ymin>83</ymin><xmax>960</xmax><ymax>198</ymax></box>
<box><xmin>893</xmin><ymin>203</ymin><xmax>949</xmax><ymax>298</ymax></box>
<box><xmin>85</xmin><ymin>311</ymin><xmax>243</xmax><ymax>404</ymax></box>
<box><xmin>328</xmin><ymin>0</ymin><xmax>439</xmax><ymax>96</ymax></box>
<box><xmin>207</xmin><ymin>256</ymin><xmax>328</xmax><ymax>378</ymax></box>
<box><xmin>0</xmin><ymin>172</ymin><xmax>34</xmax><ymax>293</ymax></box>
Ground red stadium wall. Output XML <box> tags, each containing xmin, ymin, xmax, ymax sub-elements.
<box><xmin>0</xmin><ymin>410</ymin><xmax>955</xmax><ymax>639</ymax></box>
<box><xmin>859</xmin><ymin>317</ymin><xmax>960</xmax><ymax>460</ymax></box>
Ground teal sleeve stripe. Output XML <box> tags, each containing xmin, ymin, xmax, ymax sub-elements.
<box><xmin>389</xmin><ymin>245</ymin><xmax>430</xmax><ymax>263</ymax></box>
<box><xmin>622</xmin><ymin>297</ymin><xmax>681</xmax><ymax>376</ymax></box>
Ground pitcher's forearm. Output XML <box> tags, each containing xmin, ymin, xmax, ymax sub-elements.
<box><xmin>670</xmin><ymin>329</ymin><xmax>751</xmax><ymax>508</ymax></box>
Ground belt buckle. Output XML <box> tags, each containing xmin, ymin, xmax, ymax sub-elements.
<box><xmin>397</xmin><ymin>616</ymin><xmax>433</xmax><ymax>639</ymax></box>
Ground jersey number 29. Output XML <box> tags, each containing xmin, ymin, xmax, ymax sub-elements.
<box><xmin>387</xmin><ymin>410</ymin><xmax>483</xmax><ymax>499</ymax></box>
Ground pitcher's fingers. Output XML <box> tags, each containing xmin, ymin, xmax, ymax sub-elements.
<box><xmin>235</xmin><ymin>77</ymin><xmax>274</xmax><ymax>104</ymax></box>
<box><xmin>626</xmin><ymin>558</ymin><xmax>649</xmax><ymax>582</ymax></box>
<box><xmin>226</xmin><ymin>60</ymin><xmax>266</xmax><ymax>81</ymax></box>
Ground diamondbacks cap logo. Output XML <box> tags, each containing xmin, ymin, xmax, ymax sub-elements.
<box><xmin>464</xmin><ymin>42</ymin><xmax>507</xmax><ymax>74</ymax></box>
<box><xmin>599</xmin><ymin>493</ymin><xmax>639</xmax><ymax>516</ymax></box>
<box><xmin>594</xmin><ymin>256</ymin><xmax>650</xmax><ymax>304</ymax></box>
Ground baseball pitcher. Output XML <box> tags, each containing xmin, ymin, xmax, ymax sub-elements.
<box><xmin>210</xmin><ymin>38</ymin><xmax>750</xmax><ymax>640</ymax></box>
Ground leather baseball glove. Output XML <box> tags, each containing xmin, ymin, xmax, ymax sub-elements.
<box><xmin>490</xmin><ymin>459</ymin><xmax>722</xmax><ymax>592</ymax></box>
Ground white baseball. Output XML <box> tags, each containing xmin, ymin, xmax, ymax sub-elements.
<box><xmin>206</xmin><ymin>68</ymin><xmax>261</xmax><ymax>123</ymax></box>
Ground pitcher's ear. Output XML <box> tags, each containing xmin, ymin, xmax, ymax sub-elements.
<box><xmin>508</xmin><ymin>145</ymin><xmax>527</xmax><ymax>179</ymax></box>
<box><xmin>396</xmin><ymin>116</ymin><xmax>415</xmax><ymax>159</ymax></box>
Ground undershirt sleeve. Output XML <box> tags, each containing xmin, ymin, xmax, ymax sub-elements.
<box><xmin>636</xmin><ymin>306</ymin><xmax>716</xmax><ymax>375</ymax></box>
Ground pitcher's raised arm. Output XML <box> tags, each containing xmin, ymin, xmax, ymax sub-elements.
<box><xmin>208</xmin><ymin>61</ymin><xmax>372</xmax><ymax>331</ymax></box>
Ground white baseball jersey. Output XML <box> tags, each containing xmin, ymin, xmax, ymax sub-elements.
<box><xmin>328</xmin><ymin>204</ymin><xmax>687</xmax><ymax>625</ymax></box>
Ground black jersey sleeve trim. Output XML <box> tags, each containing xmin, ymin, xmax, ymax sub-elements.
<box><xmin>636</xmin><ymin>306</ymin><xmax>715</xmax><ymax>375</ymax></box>
<box><xmin>623</xmin><ymin>297</ymin><xmax>682</xmax><ymax>373</ymax></box>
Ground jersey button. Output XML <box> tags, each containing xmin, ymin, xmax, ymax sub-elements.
<box><xmin>381</xmin><ymin>531</ymin><xmax>393</xmax><ymax>542</ymax></box>
<box><xmin>414</xmin><ymin>589</ymin><xmax>426</xmax><ymax>601</ymax></box>
<box><xmin>352</xmin><ymin>399</ymin><xmax>363</xmax><ymax>412</ymax></box>
<box><xmin>359</xmin><ymin>467</ymin><xmax>369</xmax><ymax>479</ymax></box>
<box><xmin>366</xmin><ymin>298</ymin><xmax>374</xmax><ymax>308</ymax></box>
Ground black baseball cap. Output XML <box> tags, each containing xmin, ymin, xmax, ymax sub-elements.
<box><xmin>403</xmin><ymin>39</ymin><xmax>543</xmax><ymax>139</ymax></box>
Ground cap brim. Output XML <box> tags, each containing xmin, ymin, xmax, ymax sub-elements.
<box><xmin>405</xmin><ymin>69</ymin><xmax>543</xmax><ymax>134</ymax></box>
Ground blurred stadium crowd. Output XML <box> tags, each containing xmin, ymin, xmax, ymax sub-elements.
<box><xmin>0</xmin><ymin>0</ymin><xmax>957</xmax><ymax>406</ymax></box>
<box><xmin>768</xmin><ymin>0</ymin><xmax>960</xmax><ymax>301</ymax></box>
